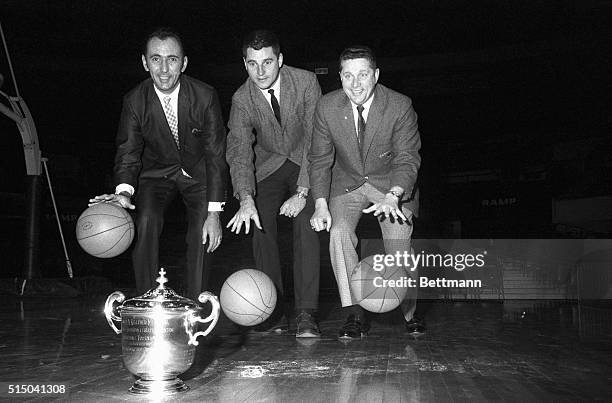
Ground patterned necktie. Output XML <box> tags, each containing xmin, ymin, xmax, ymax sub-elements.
<box><xmin>163</xmin><ymin>96</ymin><xmax>180</xmax><ymax>149</ymax></box>
<box><xmin>268</xmin><ymin>89</ymin><xmax>281</xmax><ymax>125</ymax></box>
<box><xmin>357</xmin><ymin>104</ymin><xmax>366</xmax><ymax>150</ymax></box>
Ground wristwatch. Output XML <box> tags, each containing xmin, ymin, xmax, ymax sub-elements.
<box><xmin>116</xmin><ymin>191</ymin><xmax>131</xmax><ymax>198</ymax></box>
<box><xmin>387</xmin><ymin>189</ymin><xmax>403</xmax><ymax>199</ymax></box>
<box><xmin>296</xmin><ymin>189</ymin><xmax>309</xmax><ymax>199</ymax></box>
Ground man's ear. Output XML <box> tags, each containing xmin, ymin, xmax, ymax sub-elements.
<box><xmin>278</xmin><ymin>53</ymin><xmax>284</xmax><ymax>68</ymax></box>
<box><xmin>141</xmin><ymin>55</ymin><xmax>149</xmax><ymax>72</ymax></box>
<box><xmin>374</xmin><ymin>68</ymin><xmax>380</xmax><ymax>83</ymax></box>
<box><xmin>181</xmin><ymin>56</ymin><xmax>188</xmax><ymax>73</ymax></box>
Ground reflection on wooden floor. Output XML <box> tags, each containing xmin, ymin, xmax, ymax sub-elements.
<box><xmin>1</xmin><ymin>296</ymin><xmax>611</xmax><ymax>402</ymax></box>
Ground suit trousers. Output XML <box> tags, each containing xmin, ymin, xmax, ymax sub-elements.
<box><xmin>329</xmin><ymin>183</ymin><xmax>418</xmax><ymax>321</ymax></box>
<box><xmin>253</xmin><ymin>160</ymin><xmax>320</xmax><ymax>311</ymax></box>
<box><xmin>132</xmin><ymin>171</ymin><xmax>209</xmax><ymax>300</ymax></box>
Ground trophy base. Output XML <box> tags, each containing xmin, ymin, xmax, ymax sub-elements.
<box><xmin>129</xmin><ymin>377</ymin><xmax>189</xmax><ymax>394</ymax></box>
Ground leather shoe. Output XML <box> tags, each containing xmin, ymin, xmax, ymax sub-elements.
<box><xmin>296</xmin><ymin>311</ymin><xmax>321</xmax><ymax>338</ymax></box>
<box><xmin>338</xmin><ymin>314</ymin><xmax>370</xmax><ymax>340</ymax></box>
<box><xmin>405</xmin><ymin>317</ymin><xmax>426</xmax><ymax>336</ymax></box>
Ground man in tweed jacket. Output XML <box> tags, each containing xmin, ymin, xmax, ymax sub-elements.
<box><xmin>309</xmin><ymin>46</ymin><xmax>424</xmax><ymax>339</ymax></box>
<box><xmin>226</xmin><ymin>30</ymin><xmax>322</xmax><ymax>338</ymax></box>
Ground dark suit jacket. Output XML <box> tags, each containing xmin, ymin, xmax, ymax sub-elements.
<box><xmin>309</xmin><ymin>84</ymin><xmax>421</xmax><ymax>215</ymax></box>
<box><xmin>226</xmin><ymin>65</ymin><xmax>321</xmax><ymax>197</ymax></box>
<box><xmin>113</xmin><ymin>75</ymin><xmax>227</xmax><ymax>202</ymax></box>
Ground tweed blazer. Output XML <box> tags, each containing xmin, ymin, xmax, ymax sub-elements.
<box><xmin>308</xmin><ymin>84</ymin><xmax>421</xmax><ymax>215</ymax></box>
<box><xmin>113</xmin><ymin>75</ymin><xmax>227</xmax><ymax>202</ymax></box>
<box><xmin>226</xmin><ymin>65</ymin><xmax>321</xmax><ymax>198</ymax></box>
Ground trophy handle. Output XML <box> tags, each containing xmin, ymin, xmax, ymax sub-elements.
<box><xmin>104</xmin><ymin>291</ymin><xmax>125</xmax><ymax>334</ymax></box>
<box><xmin>187</xmin><ymin>291</ymin><xmax>220</xmax><ymax>346</ymax></box>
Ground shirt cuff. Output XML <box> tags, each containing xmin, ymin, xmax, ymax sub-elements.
<box><xmin>115</xmin><ymin>184</ymin><xmax>134</xmax><ymax>196</ymax></box>
<box><xmin>208</xmin><ymin>202</ymin><xmax>225</xmax><ymax>212</ymax></box>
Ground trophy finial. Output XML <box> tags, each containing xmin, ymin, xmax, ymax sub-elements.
<box><xmin>156</xmin><ymin>268</ymin><xmax>168</xmax><ymax>289</ymax></box>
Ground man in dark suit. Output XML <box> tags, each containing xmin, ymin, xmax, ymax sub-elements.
<box><xmin>309</xmin><ymin>46</ymin><xmax>424</xmax><ymax>339</ymax></box>
<box><xmin>226</xmin><ymin>30</ymin><xmax>322</xmax><ymax>338</ymax></box>
<box><xmin>90</xmin><ymin>28</ymin><xmax>227</xmax><ymax>300</ymax></box>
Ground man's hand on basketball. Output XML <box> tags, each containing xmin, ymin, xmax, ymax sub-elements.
<box><xmin>202</xmin><ymin>212</ymin><xmax>222</xmax><ymax>253</ymax></box>
<box><xmin>362</xmin><ymin>193</ymin><xmax>406</xmax><ymax>222</ymax></box>
<box><xmin>88</xmin><ymin>193</ymin><xmax>135</xmax><ymax>210</ymax></box>
<box><xmin>226</xmin><ymin>196</ymin><xmax>262</xmax><ymax>234</ymax></box>
<box><xmin>279</xmin><ymin>194</ymin><xmax>306</xmax><ymax>218</ymax></box>
<box><xmin>310</xmin><ymin>198</ymin><xmax>332</xmax><ymax>232</ymax></box>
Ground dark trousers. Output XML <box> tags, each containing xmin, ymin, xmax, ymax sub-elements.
<box><xmin>253</xmin><ymin>160</ymin><xmax>320</xmax><ymax>311</ymax></box>
<box><xmin>132</xmin><ymin>171</ymin><xmax>209</xmax><ymax>300</ymax></box>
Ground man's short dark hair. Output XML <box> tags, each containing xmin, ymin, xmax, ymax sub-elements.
<box><xmin>242</xmin><ymin>30</ymin><xmax>280</xmax><ymax>58</ymax></box>
<box><xmin>338</xmin><ymin>45</ymin><xmax>377</xmax><ymax>71</ymax></box>
<box><xmin>143</xmin><ymin>28</ymin><xmax>185</xmax><ymax>56</ymax></box>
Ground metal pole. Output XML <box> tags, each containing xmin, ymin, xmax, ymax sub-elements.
<box><xmin>23</xmin><ymin>174</ymin><xmax>41</xmax><ymax>280</ymax></box>
<box><xmin>42</xmin><ymin>158</ymin><xmax>73</xmax><ymax>278</ymax></box>
<box><xmin>0</xmin><ymin>21</ymin><xmax>21</xmax><ymax>98</ymax></box>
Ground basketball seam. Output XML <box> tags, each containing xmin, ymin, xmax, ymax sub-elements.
<box><xmin>94</xmin><ymin>228</ymin><xmax>133</xmax><ymax>256</ymax></box>
<box><xmin>79</xmin><ymin>212</ymin><xmax>129</xmax><ymax>219</ymax></box>
<box><xmin>225</xmin><ymin>283</ymin><xmax>269</xmax><ymax>315</ymax></box>
<box><xmin>351</xmin><ymin>260</ymin><xmax>407</xmax><ymax>313</ymax></box>
<box><xmin>77</xmin><ymin>222</ymin><xmax>131</xmax><ymax>241</ymax></box>
<box><xmin>244</xmin><ymin>270</ymin><xmax>275</xmax><ymax>309</ymax></box>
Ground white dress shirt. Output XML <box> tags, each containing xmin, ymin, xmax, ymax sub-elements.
<box><xmin>116</xmin><ymin>83</ymin><xmax>224</xmax><ymax>211</ymax></box>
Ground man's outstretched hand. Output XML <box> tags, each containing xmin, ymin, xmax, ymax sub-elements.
<box><xmin>88</xmin><ymin>193</ymin><xmax>135</xmax><ymax>210</ymax></box>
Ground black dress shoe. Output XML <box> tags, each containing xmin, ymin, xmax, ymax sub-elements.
<box><xmin>338</xmin><ymin>314</ymin><xmax>370</xmax><ymax>340</ymax></box>
<box><xmin>296</xmin><ymin>311</ymin><xmax>321</xmax><ymax>338</ymax></box>
<box><xmin>405</xmin><ymin>317</ymin><xmax>426</xmax><ymax>336</ymax></box>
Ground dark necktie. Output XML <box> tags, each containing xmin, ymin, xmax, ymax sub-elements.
<box><xmin>357</xmin><ymin>104</ymin><xmax>366</xmax><ymax>150</ymax></box>
<box><xmin>268</xmin><ymin>89</ymin><xmax>281</xmax><ymax>125</ymax></box>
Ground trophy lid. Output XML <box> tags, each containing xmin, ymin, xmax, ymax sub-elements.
<box><xmin>121</xmin><ymin>268</ymin><xmax>200</xmax><ymax>310</ymax></box>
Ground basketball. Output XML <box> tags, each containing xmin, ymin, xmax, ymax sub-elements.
<box><xmin>350</xmin><ymin>255</ymin><xmax>409</xmax><ymax>313</ymax></box>
<box><xmin>219</xmin><ymin>269</ymin><xmax>277</xmax><ymax>326</ymax></box>
<box><xmin>76</xmin><ymin>202</ymin><xmax>134</xmax><ymax>258</ymax></box>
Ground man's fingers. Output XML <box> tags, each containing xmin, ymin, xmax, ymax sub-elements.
<box><xmin>310</xmin><ymin>219</ymin><xmax>319</xmax><ymax>232</ymax></box>
<box><xmin>230</xmin><ymin>218</ymin><xmax>241</xmax><ymax>234</ymax></box>
<box><xmin>208</xmin><ymin>236</ymin><xmax>221</xmax><ymax>253</ymax></box>
<box><xmin>325</xmin><ymin>217</ymin><xmax>332</xmax><ymax>232</ymax></box>
<box><xmin>397</xmin><ymin>210</ymin><xmax>407</xmax><ymax>222</ymax></box>
<box><xmin>226</xmin><ymin>215</ymin><xmax>236</xmax><ymax>228</ymax></box>
<box><xmin>362</xmin><ymin>204</ymin><xmax>378</xmax><ymax>214</ymax></box>
<box><xmin>234</xmin><ymin>220</ymin><xmax>243</xmax><ymax>234</ymax></box>
<box><xmin>253</xmin><ymin>215</ymin><xmax>262</xmax><ymax>230</ymax></box>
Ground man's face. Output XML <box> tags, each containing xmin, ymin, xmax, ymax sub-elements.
<box><xmin>243</xmin><ymin>46</ymin><xmax>283</xmax><ymax>90</ymax></box>
<box><xmin>141</xmin><ymin>37</ymin><xmax>187</xmax><ymax>94</ymax></box>
<box><xmin>340</xmin><ymin>58</ymin><xmax>379</xmax><ymax>105</ymax></box>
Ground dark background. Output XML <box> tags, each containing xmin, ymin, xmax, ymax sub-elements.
<box><xmin>1</xmin><ymin>0</ymin><xmax>611</xmax><ymax>281</ymax></box>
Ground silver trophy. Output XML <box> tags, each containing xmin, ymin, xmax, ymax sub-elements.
<box><xmin>104</xmin><ymin>268</ymin><xmax>220</xmax><ymax>394</ymax></box>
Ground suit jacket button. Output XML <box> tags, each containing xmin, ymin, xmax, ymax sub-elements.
<box><xmin>364</xmin><ymin>176</ymin><xmax>369</xmax><ymax>180</ymax></box>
